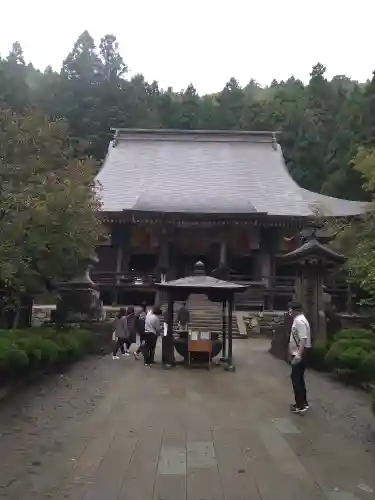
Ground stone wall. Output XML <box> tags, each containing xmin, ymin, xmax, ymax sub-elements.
<box><xmin>243</xmin><ymin>311</ymin><xmax>285</xmax><ymax>337</ymax></box>
<box><xmin>31</xmin><ymin>305</ymin><xmax>142</xmax><ymax>326</ymax></box>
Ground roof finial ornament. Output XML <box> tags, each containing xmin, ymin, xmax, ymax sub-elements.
<box><xmin>193</xmin><ymin>261</ymin><xmax>205</xmax><ymax>276</ymax></box>
<box><xmin>112</xmin><ymin>129</ymin><xmax>119</xmax><ymax>147</ymax></box>
<box><xmin>272</xmin><ymin>132</ymin><xmax>277</xmax><ymax>151</ymax></box>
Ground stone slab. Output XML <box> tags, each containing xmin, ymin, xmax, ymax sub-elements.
<box><xmin>153</xmin><ymin>474</ymin><xmax>186</xmax><ymax>500</ymax></box>
<box><xmin>187</xmin><ymin>441</ymin><xmax>216</xmax><ymax>468</ymax></box>
<box><xmin>325</xmin><ymin>491</ymin><xmax>361</xmax><ymax>500</ymax></box>
<box><xmin>187</xmin><ymin>467</ymin><xmax>224</xmax><ymax>500</ymax></box>
<box><xmin>118</xmin><ymin>424</ymin><xmax>163</xmax><ymax>500</ymax></box>
<box><xmin>257</xmin><ymin>422</ymin><xmax>309</xmax><ymax>480</ymax></box>
<box><xmin>272</xmin><ymin>417</ymin><xmax>301</xmax><ymax>435</ymax></box>
<box><xmin>158</xmin><ymin>446</ymin><xmax>186</xmax><ymax>476</ymax></box>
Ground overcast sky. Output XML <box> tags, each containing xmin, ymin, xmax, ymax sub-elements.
<box><xmin>0</xmin><ymin>0</ymin><xmax>374</xmax><ymax>94</ymax></box>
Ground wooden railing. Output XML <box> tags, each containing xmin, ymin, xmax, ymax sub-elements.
<box><xmin>91</xmin><ymin>271</ymin><xmax>159</xmax><ymax>286</ymax></box>
<box><xmin>91</xmin><ymin>270</ymin><xmax>350</xmax><ymax>296</ymax></box>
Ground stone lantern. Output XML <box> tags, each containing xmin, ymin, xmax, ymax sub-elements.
<box><xmin>55</xmin><ymin>253</ymin><xmax>103</xmax><ymax>325</ymax></box>
<box><xmin>281</xmin><ymin>239</ymin><xmax>346</xmax><ymax>342</ymax></box>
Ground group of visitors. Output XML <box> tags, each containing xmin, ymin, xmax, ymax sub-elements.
<box><xmin>112</xmin><ymin>304</ymin><xmax>163</xmax><ymax>367</ymax></box>
<box><xmin>112</xmin><ymin>299</ymin><xmax>309</xmax><ymax>415</ymax></box>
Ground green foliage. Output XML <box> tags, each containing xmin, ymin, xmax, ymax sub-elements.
<box><xmin>323</xmin><ymin>328</ymin><xmax>375</xmax><ymax>383</ymax></box>
<box><xmin>0</xmin><ymin>106</ymin><xmax>105</xmax><ymax>307</ymax></box>
<box><xmin>0</xmin><ymin>328</ymin><xmax>92</xmax><ymax>382</ymax></box>
<box><xmin>308</xmin><ymin>340</ymin><xmax>329</xmax><ymax>369</ymax></box>
<box><xmin>359</xmin><ymin>352</ymin><xmax>375</xmax><ymax>382</ymax></box>
<box><xmin>333</xmin><ymin>328</ymin><xmax>375</xmax><ymax>341</ymax></box>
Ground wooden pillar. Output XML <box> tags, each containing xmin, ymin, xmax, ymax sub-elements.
<box><xmin>162</xmin><ymin>295</ymin><xmax>175</xmax><ymax>368</ymax></box>
<box><xmin>221</xmin><ymin>300</ymin><xmax>227</xmax><ymax>361</ymax></box>
<box><xmin>219</xmin><ymin>241</ymin><xmax>227</xmax><ymax>267</ymax></box>
<box><xmin>115</xmin><ymin>246</ymin><xmax>123</xmax><ymax>285</ymax></box>
<box><xmin>225</xmin><ymin>295</ymin><xmax>235</xmax><ymax>372</ymax></box>
<box><xmin>159</xmin><ymin>235</ymin><xmax>169</xmax><ymax>281</ymax></box>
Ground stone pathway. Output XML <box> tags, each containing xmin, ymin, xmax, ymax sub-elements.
<box><xmin>0</xmin><ymin>338</ymin><xmax>375</xmax><ymax>500</ymax></box>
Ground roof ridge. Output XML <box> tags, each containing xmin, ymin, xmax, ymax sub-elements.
<box><xmin>112</xmin><ymin>128</ymin><xmax>279</xmax><ymax>144</ymax></box>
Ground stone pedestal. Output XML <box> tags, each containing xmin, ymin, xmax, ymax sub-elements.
<box><xmin>55</xmin><ymin>255</ymin><xmax>103</xmax><ymax>325</ymax></box>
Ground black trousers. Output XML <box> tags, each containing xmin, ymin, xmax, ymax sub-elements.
<box><xmin>290</xmin><ymin>360</ymin><xmax>308</xmax><ymax>409</ymax></box>
<box><xmin>136</xmin><ymin>332</ymin><xmax>145</xmax><ymax>354</ymax></box>
<box><xmin>113</xmin><ymin>337</ymin><xmax>126</xmax><ymax>356</ymax></box>
<box><xmin>143</xmin><ymin>333</ymin><xmax>157</xmax><ymax>364</ymax></box>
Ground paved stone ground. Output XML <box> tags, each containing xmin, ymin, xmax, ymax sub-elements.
<box><xmin>1</xmin><ymin>338</ymin><xmax>375</xmax><ymax>500</ymax></box>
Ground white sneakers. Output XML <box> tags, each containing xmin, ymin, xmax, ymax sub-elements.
<box><xmin>113</xmin><ymin>351</ymin><xmax>131</xmax><ymax>360</ymax></box>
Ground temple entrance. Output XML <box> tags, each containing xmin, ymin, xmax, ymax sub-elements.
<box><xmin>228</xmin><ymin>254</ymin><xmax>254</xmax><ymax>278</ymax></box>
<box><xmin>178</xmin><ymin>243</ymin><xmax>220</xmax><ymax>277</ymax></box>
<box><xmin>129</xmin><ymin>254</ymin><xmax>157</xmax><ymax>274</ymax></box>
<box><xmin>181</xmin><ymin>254</ymin><xmax>213</xmax><ymax>276</ymax></box>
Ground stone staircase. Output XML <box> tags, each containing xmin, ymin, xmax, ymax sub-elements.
<box><xmin>169</xmin><ymin>294</ymin><xmax>241</xmax><ymax>338</ymax></box>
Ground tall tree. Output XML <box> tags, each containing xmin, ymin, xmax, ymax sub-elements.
<box><xmin>0</xmin><ymin>107</ymin><xmax>104</xmax><ymax>303</ymax></box>
<box><xmin>7</xmin><ymin>41</ymin><xmax>25</xmax><ymax>65</ymax></box>
<box><xmin>62</xmin><ymin>30</ymin><xmax>102</xmax><ymax>81</ymax></box>
<box><xmin>99</xmin><ymin>34</ymin><xmax>127</xmax><ymax>81</ymax></box>
<box><xmin>216</xmin><ymin>78</ymin><xmax>245</xmax><ymax>129</ymax></box>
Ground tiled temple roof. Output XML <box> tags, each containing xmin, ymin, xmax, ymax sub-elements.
<box><xmin>96</xmin><ymin>129</ymin><xmax>369</xmax><ymax>217</ymax></box>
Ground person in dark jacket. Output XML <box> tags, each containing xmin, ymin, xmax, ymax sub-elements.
<box><xmin>112</xmin><ymin>308</ymin><xmax>128</xmax><ymax>359</ymax></box>
<box><xmin>177</xmin><ymin>302</ymin><xmax>190</xmax><ymax>330</ymax></box>
<box><xmin>134</xmin><ymin>307</ymin><xmax>146</xmax><ymax>360</ymax></box>
<box><xmin>125</xmin><ymin>306</ymin><xmax>137</xmax><ymax>355</ymax></box>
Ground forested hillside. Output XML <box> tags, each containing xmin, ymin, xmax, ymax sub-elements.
<box><xmin>2</xmin><ymin>31</ymin><xmax>375</xmax><ymax>201</ymax></box>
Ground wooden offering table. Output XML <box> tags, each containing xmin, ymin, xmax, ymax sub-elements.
<box><xmin>188</xmin><ymin>331</ymin><xmax>213</xmax><ymax>369</ymax></box>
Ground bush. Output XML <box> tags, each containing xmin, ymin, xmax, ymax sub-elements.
<box><xmin>334</xmin><ymin>328</ymin><xmax>375</xmax><ymax>342</ymax></box>
<box><xmin>0</xmin><ymin>327</ymin><xmax>93</xmax><ymax>384</ymax></box>
<box><xmin>359</xmin><ymin>352</ymin><xmax>375</xmax><ymax>382</ymax></box>
<box><xmin>324</xmin><ymin>327</ymin><xmax>375</xmax><ymax>384</ymax></box>
<box><xmin>372</xmin><ymin>389</ymin><xmax>375</xmax><ymax>415</ymax></box>
<box><xmin>308</xmin><ymin>340</ymin><xmax>329</xmax><ymax>369</ymax></box>
<box><xmin>336</xmin><ymin>347</ymin><xmax>366</xmax><ymax>371</ymax></box>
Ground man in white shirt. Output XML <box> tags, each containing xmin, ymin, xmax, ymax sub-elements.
<box><xmin>288</xmin><ymin>301</ymin><xmax>311</xmax><ymax>413</ymax></box>
<box><xmin>143</xmin><ymin>306</ymin><xmax>161</xmax><ymax>366</ymax></box>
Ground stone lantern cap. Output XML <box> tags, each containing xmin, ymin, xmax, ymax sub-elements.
<box><xmin>281</xmin><ymin>239</ymin><xmax>346</xmax><ymax>266</ymax></box>
<box><xmin>157</xmin><ymin>261</ymin><xmax>247</xmax><ymax>295</ymax></box>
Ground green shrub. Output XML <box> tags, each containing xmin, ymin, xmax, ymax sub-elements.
<box><xmin>0</xmin><ymin>327</ymin><xmax>93</xmax><ymax>383</ymax></box>
<box><xmin>334</xmin><ymin>328</ymin><xmax>375</xmax><ymax>342</ymax></box>
<box><xmin>0</xmin><ymin>338</ymin><xmax>29</xmax><ymax>374</ymax></box>
<box><xmin>334</xmin><ymin>338</ymin><xmax>375</xmax><ymax>352</ymax></box>
<box><xmin>359</xmin><ymin>352</ymin><xmax>375</xmax><ymax>382</ymax></box>
<box><xmin>324</xmin><ymin>342</ymin><xmax>343</xmax><ymax>368</ymax></box>
<box><xmin>336</xmin><ymin>347</ymin><xmax>367</xmax><ymax>371</ymax></box>
<box><xmin>39</xmin><ymin>339</ymin><xmax>61</xmax><ymax>363</ymax></box>
<box><xmin>309</xmin><ymin>341</ymin><xmax>329</xmax><ymax>369</ymax></box>
<box><xmin>372</xmin><ymin>389</ymin><xmax>375</xmax><ymax>414</ymax></box>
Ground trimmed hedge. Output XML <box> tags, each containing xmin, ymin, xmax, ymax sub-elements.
<box><xmin>0</xmin><ymin>327</ymin><xmax>93</xmax><ymax>385</ymax></box>
<box><xmin>309</xmin><ymin>328</ymin><xmax>375</xmax><ymax>384</ymax></box>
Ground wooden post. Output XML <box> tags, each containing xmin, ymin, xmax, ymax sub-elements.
<box><xmin>225</xmin><ymin>295</ymin><xmax>235</xmax><ymax>372</ymax></box>
<box><xmin>162</xmin><ymin>296</ymin><xmax>175</xmax><ymax>368</ymax></box>
<box><xmin>219</xmin><ymin>241</ymin><xmax>227</xmax><ymax>267</ymax></box>
<box><xmin>115</xmin><ymin>246</ymin><xmax>123</xmax><ymax>285</ymax></box>
<box><xmin>221</xmin><ymin>300</ymin><xmax>227</xmax><ymax>362</ymax></box>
